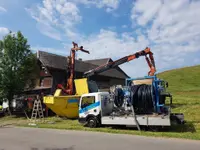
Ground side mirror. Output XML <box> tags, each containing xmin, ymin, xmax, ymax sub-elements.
<box><xmin>166</xmin><ymin>82</ymin><xmax>169</xmax><ymax>88</ymax></box>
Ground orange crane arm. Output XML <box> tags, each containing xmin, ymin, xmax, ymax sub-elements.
<box><xmin>58</xmin><ymin>42</ymin><xmax>90</xmax><ymax>95</ymax></box>
<box><xmin>83</xmin><ymin>47</ymin><xmax>156</xmax><ymax>77</ymax></box>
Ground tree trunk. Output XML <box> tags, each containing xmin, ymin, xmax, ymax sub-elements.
<box><xmin>7</xmin><ymin>100</ymin><xmax>12</xmax><ymax>116</ymax></box>
<box><xmin>7</xmin><ymin>94</ymin><xmax>14</xmax><ymax>116</ymax></box>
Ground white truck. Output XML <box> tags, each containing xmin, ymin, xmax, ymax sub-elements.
<box><xmin>79</xmin><ymin>48</ymin><xmax>184</xmax><ymax>130</ymax></box>
<box><xmin>78</xmin><ymin>92</ymin><xmax>170</xmax><ymax>128</ymax></box>
<box><xmin>78</xmin><ymin>76</ymin><xmax>185</xmax><ymax>130</ymax></box>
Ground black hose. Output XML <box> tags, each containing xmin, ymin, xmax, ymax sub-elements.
<box><xmin>114</xmin><ymin>88</ymin><xmax>124</xmax><ymax>107</ymax></box>
<box><xmin>130</xmin><ymin>84</ymin><xmax>154</xmax><ymax>114</ymax></box>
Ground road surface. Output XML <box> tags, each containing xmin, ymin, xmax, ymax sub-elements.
<box><xmin>0</xmin><ymin>127</ymin><xmax>199</xmax><ymax>150</ymax></box>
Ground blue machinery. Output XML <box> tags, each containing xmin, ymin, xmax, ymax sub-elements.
<box><xmin>125</xmin><ymin>75</ymin><xmax>171</xmax><ymax>114</ymax></box>
<box><xmin>108</xmin><ymin>75</ymin><xmax>185</xmax><ymax>130</ymax></box>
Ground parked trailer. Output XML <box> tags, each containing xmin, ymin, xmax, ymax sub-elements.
<box><xmin>78</xmin><ymin>75</ymin><xmax>184</xmax><ymax>129</ymax></box>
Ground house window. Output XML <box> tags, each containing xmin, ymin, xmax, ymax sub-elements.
<box><xmin>41</xmin><ymin>77</ymin><xmax>52</xmax><ymax>87</ymax></box>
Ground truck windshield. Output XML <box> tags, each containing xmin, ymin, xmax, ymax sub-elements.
<box><xmin>81</xmin><ymin>96</ymin><xmax>95</xmax><ymax>108</ymax></box>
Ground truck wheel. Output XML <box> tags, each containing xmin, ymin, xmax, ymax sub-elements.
<box><xmin>87</xmin><ymin>117</ymin><xmax>98</xmax><ymax>128</ymax></box>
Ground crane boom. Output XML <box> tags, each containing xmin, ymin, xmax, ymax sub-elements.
<box><xmin>57</xmin><ymin>42</ymin><xmax>90</xmax><ymax>95</ymax></box>
<box><xmin>83</xmin><ymin>47</ymin><xmax>156</xmax><ymax>77</ymax></box>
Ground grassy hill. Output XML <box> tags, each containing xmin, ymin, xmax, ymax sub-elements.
<box><xmin>158</xmin><ymin>65</ymin><xmax>200</xmax><ymax>92</ymax></box>
<box><xmin>157</xmin><ymin>65</ymin><xmax>200</xmax><ymax>139</ymax></box>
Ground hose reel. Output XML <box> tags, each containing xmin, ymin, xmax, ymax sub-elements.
<box><xmin>113</xmin><ymin>84</ymin><xmax>155</xmax><ymax>114</ymax></box>
<box><xmin>130</xmin><ymin>84</ymin><xmax>154</xmax><ymax>114</ymax></box>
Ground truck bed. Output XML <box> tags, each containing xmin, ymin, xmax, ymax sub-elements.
<box><xmin>101</xmin><ymin>114</ymin><xmax>171</xmax><ymax>126</ymax></box>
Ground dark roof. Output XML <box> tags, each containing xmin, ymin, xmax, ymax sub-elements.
<box><xmin>84</xmin><ymin>58</ymin><xmax>110</xmax><ymax>66</ymax></box>
<box><xmin>37</xmin><ymin>50</ymin><xmax>67</xmax><ymax>70</ymax></box>
<box><xmin>37</xmin><ymin>51</ymin><xmax>129</xmax><ymax>79</ymax></box>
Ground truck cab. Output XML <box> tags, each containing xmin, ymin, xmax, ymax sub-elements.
<box><xmin>78</xmin><ymin>92</ymin><xmax>113</xmax><ymax>127</ymax></box>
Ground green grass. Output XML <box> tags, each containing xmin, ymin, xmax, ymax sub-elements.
<box><xmin>1</xmin><ymin>65</ymin><xmax>200</xmax><ymax>140</ymax></box>
<box><xmin>156</xmin><ymin>65</ymin><xmax>200</xmax><ymax>139</ymax></box>
<box><xmin>157</xmin><ymin>65</ymin><xmax>200</xmax><ymax>92</ymax></box>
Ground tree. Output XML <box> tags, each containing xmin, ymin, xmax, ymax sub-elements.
<box><xmin>0</xmin><ymin>31</ymin><xmax>39</xmax><ymax>109</ymax></box>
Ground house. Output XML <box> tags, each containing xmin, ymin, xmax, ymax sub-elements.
<box><xmin>12</xmin><ymin>50</ymin><xmax>129</xmax><ymax>116</ymax></box>
<box><xmin>23</xmin><ymin>50</ymin><xmax>129</xmax><ymax>96</ymax></box>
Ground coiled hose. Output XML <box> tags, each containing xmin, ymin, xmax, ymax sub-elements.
<box><xmin>113</xmin><ymin>84</ymin><xmax>155</xmax><ymax>114</ymax></box>
<box><xmin>130</xmin><ymin>84</ymin><xmax>154</xmax><ymax>114</ymax></box>
<box><xmin>113</xmin><ymin>88</ymin><xmax>124</xmax><ymax>107</ymax></box>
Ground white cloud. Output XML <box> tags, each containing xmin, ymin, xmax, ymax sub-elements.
<box><xmin>72</xmin><ymin>0</ymin><xmax>120</xmax><ymax>12</ymax></box>
<box><xmin>25</xmin><ymin>0</ymin><xmax>82</xmax><ymax>41</ymax></box>
<box><xmin>0</xmin><ymin>6</ymin><xmax>6</xmax><ymax>13</ymax></box>
<box><xmin>122</xmin><ymin>25</ymin><xmax>127</xmax><ymax>28</ymax></box>
<box><xmin>36</xmin><ymin>23</ymin><xmax>61</xmax><ymax>41</ymax></box>
<box><xmin>131</xmin><ymin>0</ymin><xmax>200</xmax><ymax>48</ymax></box>
<box><xmin>0</xmin><ymin>27</ymin><xmax>9</xmax><ymax>39</ymax></box>
<box><xmin>128</xmin><ymin>0</ymin><xmax>200</xmax><ymax>76</ymax></box>
<box><xmin>0</xmin><ymin>27</ymin><xmax>9</xmax><ymax>34</ymax></box>
<box><xmin>74</xmin><ymin>0</ymin><xmax>200</xmax><ymax>77</ymax></box>
<box><xmin>73</xmin><ymin>29</ymin><xmax>153</xmax><ymax>77</ymax></box>
<box><xmin>131</xmin><ymin>0</ymin><xmax>162</xmax><ymax>26</ymax></box>
<box><xmin>26</xmin><ymin>0</ymin><xmax>120</xmax><ymax>41</ymax></box>
<box><xmin>100</xmin><ymin>0</ymin><xmax>120</xmax><ymax>12</ymax></box>
<box><xmin>26</xmin><ymin>0</ymin><xmax>121</xmax><ymax>40</ymax></box>
<box><xmin>73</xmin><ymin>28</ymin><xmax>192</xmax><ymax>77</ymax></box>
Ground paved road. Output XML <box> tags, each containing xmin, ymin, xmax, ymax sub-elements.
<box><xmin>0</xmin><ymin>127</ymin><xmax>200</xmax><ymax>150</ymax></box>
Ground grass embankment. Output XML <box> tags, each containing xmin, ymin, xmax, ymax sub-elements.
<box><xmin>156</xmin><ymin>65</ymin><xmax>200</xmax><ymax>139</ymax></box>
<box><xmin>0</xmin><ymin>65</ymin><xmax>200</xmax><ymax>140</ymax></box>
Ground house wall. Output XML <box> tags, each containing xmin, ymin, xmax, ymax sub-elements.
<box><xmin>109</xmin><ymin>78</ymin><xmax>125</xmax><ymax>86</ymax></box>
<box><xmin>87</xmin><ymin>75</ymin><xmax>125</xmax><ymax>91</ymax></box>
<box><xmin>22</xmin><ymin>67</ymin><xmax>53</xmax><ymax>95</ymax></box>
<box><xmin>48</xmin><ymin>69</ymin><xmax>68</xmax><ymax>94</ymax></box>
<box><xmin>25</xmin><ymin>66</ymin><xmax>126</xmax><ymax>95</ymax></box>
<box><xmin>40</xmin><ymin>69</ymin><xmax>53</xmax><ymax>87</ymax></box>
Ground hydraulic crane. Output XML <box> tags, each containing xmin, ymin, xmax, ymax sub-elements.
<box><xmin>83</xmin><ymin>47</ymin><xmax>156</xmax><ymax>78</ymax></box>
<box><xmin>57</xmin><ymin>42</ymin><xmax>90</xmax><ymax>95</ymax></box>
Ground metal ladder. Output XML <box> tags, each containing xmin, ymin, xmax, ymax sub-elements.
<box><xmin>30</xmin><ymin>95</ymin><xmax>44</xmax><ymax>123</ymax></box>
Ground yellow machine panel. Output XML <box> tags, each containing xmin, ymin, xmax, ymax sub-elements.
<box><xmin>132</xmin><ymin>79</ymin><xmax>153</xmax><ymax>85</ymax></box>
<box><xmin>54</xmin><ymin>89</ymin><xmax>62</xmax><ymax>96</ymax></box>
<box><xmin>74</xmin><ymin>78</ymin><xmax>89</xmax><ymax>95</ymax></box>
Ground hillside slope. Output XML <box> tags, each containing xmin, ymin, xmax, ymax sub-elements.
<box><xmin>157</xmin><ymin>65</ymin><xmax>200</xmax><ymax>139</ymax></box>
<box><xmin>157</xmin><ymin>65</ymin><xmax>200</xmax><ymax>92</ymax></box>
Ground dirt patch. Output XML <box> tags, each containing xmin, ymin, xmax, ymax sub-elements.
<box><xmin>0</xmin><ymin>118</ymin><xmax>28</xmax><ymax>128</ymax></box>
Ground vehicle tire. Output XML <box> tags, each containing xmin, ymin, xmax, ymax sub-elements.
<box><xmin>87</xmin><ymin>117</ymin><xmax>98</xmax><ymax>128</ymax></box>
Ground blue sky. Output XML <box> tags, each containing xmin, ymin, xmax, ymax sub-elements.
<box><xmin>0</xmin><ymin>0</ymin><xmax>200</xmax><ymax>77</ymax></box>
